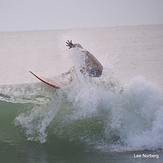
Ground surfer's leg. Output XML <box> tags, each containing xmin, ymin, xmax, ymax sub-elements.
<box><xmin>60</xmin><ymin>66</ymin><xmax>75</xmax><ymax>76</ymax></box>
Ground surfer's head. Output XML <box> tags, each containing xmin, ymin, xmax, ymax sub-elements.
<box><xmin>66</xmin><ymin>40</ymin><xmax>83</xmax><ymax>49</ymax></box>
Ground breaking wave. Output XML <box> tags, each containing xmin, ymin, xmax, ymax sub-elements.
<box><xmin>1</xmin><ymin>70</ymin><xmax>163</xmax><ymax>152</ymax></box>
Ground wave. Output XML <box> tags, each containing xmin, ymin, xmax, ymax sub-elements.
<box><xmin>1</xmin><ymin>70</ymin><xmax>163</xmax><ymax>152</ymax></box>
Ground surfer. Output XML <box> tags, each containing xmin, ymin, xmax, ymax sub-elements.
<box><xmin>66</xmin><ymin>40</ymin><xmax>103</xmax><ymax>77</ymax></box>
<box><xmin>30</xmin><ymin>40</ymin><xmax>103</xmax><ymax>89</ymax></box>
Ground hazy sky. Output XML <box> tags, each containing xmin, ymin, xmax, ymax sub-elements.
<box><xmin>0</xmin><ymin>0</ymin><xmax>163</xmax><ymax>32</ymax></box>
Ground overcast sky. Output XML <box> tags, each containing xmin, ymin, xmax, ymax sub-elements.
<box><xmin>0</xmin><ymin>0</ymin><xmax>163</xmax><ymax>32</ymax></box>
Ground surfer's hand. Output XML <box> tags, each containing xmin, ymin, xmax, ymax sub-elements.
<box><xmin>66</xmin><ymin>40</ymin><xmax>73</xmax><ymax>49</ymax></box>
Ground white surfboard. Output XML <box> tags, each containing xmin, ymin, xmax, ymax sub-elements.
<box><xmin>29</xmin><ymin>71</ymin><xmax>61</xmax><ymax>89</ymax></box>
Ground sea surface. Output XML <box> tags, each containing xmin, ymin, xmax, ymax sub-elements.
<box><xmin>0</xmin><ymin>25</ymin><xmax>163</xmax><ymax>163</ymax></box>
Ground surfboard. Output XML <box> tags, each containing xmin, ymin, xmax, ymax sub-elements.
<box><xmin>29</xmin><ymin>71</ymin><xmax>61</xmax><ymax>89</ymax></box>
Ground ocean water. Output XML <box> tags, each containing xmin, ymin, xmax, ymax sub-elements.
<box><xmin>0</xmin><ymin>25</ymin><xmax>163</xmax><ymax>163</ymax></box>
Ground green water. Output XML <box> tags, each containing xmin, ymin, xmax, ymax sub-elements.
<box><xmin>1</xmin><ymin>25</ymin><xmax>163</xmax><ymax>163</ymax></box>
<box><xmin>0</xmin><ymin>73</ymin><xmax>163</xmax><ymax>163</ymax></box>
<box><xmin>0</xmin><ymin>97</ymin><xmax>163</xmax><ymax>163</ymax></box>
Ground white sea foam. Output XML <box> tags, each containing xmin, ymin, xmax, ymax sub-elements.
<box><xmin>0</xmin><ymin>25</ymin><xmax>163</xmax><ymax>151</ymax></box>
<box><xmin>105</xmin><ymin>77</ymin><xmax>163</xmax><ymax>151</ymax></box>
<box><xmin>12</xmin><ymin>63</ymin><xmax>163</xmax><ymax>151</ymax></box>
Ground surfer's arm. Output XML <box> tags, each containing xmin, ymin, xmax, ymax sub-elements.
<box><xmin>66</xmin><ymin>40</ymin><xmax>74</xmax><ymax>49</ymax></box>
<box><xmin>66</xmin><ymin>40</ymin><xmax>83</xmax><ymax>49</ymax></box>
<box><xmin>66</xmin><ymin>40</ymin><xmax>103</xmax><ymax>77</ymax></box>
